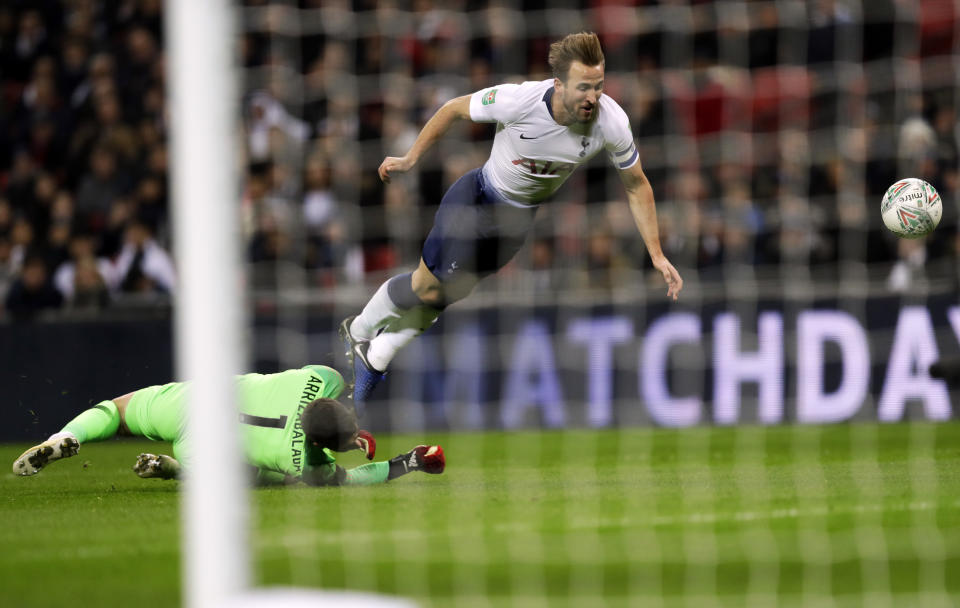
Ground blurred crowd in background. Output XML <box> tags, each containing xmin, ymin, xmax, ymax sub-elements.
<box><xmin>0</xmin><ymin>0</ymin><xmax>958</xmax><ymax>321</ymax></box>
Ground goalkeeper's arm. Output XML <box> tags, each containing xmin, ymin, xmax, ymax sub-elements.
<box><xmin>301</xmin><ymin>445</ymin><xmax>446</xmax><ymax>487</ymax></box>
<box><xmin>253</xmin><ymin>469</ymin><xmax>300</xmax><ymax>486</ymax></box>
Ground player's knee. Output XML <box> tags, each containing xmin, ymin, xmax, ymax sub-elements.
<box><xmin>413</xmin><ymin>284</ymin><xmax>445</xmax><ymax>308</ymax></box>
<box><xmin>414</xmin><ymin>281</ymin><xmax>474</xmax><ymax>309</ymax></box>
<box><xmin>112</xmin><ymin>393</ymin><xmax>135</xmax><ymax>435</ymax></box>
<box><xmin>410</xmin><ymin>267</ymin><xmax>444</xmax><ymax>306</ymax></box>
<box><xmin>411</xmin><ymin>261</ymin><xmax>475</xmax><ymax>308</ymax></box>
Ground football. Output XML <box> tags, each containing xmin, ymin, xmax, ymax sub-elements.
<box><xmin>881</xmin><ymin>178</ymin><xmax>942</xmax><ymax>239</ymax></box>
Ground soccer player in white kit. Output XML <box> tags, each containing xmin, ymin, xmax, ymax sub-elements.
<box><xmin>340</xmin><ymin>32</ymin><xmax>683</xmax><ymax>413</ymax></box>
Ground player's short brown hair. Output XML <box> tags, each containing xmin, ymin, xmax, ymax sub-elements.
<box><xmin>548</xmin><ymin>32</ymin><xmax>605</xmax><ymax>82</ymax></box>
<box><xmin>301</xmin><ymin>398</ymin><xmax>358</xmax><ymax>451</ymax></box>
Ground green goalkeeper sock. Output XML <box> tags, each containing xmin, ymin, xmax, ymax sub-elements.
<box><xmin>60</xmin><ymin>400</ymin><xmax>120</xmax><ymax>444</ymax></box>
<box><xmin>343</xmin><ymin>461</ymin><xmax>389</xmax><ymax>486</ymax></box>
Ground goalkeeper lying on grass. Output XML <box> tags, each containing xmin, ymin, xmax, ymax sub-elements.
<box><xmin>12</xmin><ymin>364</ymin><xmax>445</xmax><ymax>485</ymax></box>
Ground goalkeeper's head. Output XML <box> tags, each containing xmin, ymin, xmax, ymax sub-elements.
<box><xmin>300</xmin><ymin>398</ymin><xmax>359</xmax><ymax>452</ymax></box>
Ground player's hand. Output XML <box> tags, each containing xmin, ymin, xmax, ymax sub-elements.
<box><xmin>378</xmin><ymin>155</ymin><xmax>415</xmax><ymax>183</ymax></box>
<box><xmin>355</xmin><ymin>429</ymin><xmax>376</xmax><ymax>460</ymax></box>
<box><xmin>409</xmin><ymin>445</ymin><xmax>445</xmax><ymax>474</ymax></box>
<box><xmin>652</xmin><ymin>256</ymin><xmax>683</xmax><ymax>301</ymax></box>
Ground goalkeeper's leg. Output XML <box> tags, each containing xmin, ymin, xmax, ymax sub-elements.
<box><xmin>12</xmin><ymin>399</ymin><xmax>122</xmax><ymax>476</ymax></box>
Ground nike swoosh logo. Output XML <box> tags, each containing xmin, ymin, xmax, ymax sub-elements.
<box><xmin>519</xmin><ymin>133</ymin><xmax>542</xmax><ymax>140</ymax></box>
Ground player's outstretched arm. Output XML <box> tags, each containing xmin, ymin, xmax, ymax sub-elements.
<box><xmin>133</xmin><ymin>453</ymin><xmax>181</xmax><ymax>480</ymax></box>
<box><xmin>301</xmin><ymin>445</ymin><xmax>445</xmax><ymax>487</ymax></box>
<box><xmin>379</xmin><ymin>95</ymin><xmax>471</xmax><ymax>183</ymax></box>
<box><xmin>619</xmin><ymin>161</ymin><xmax>683</xmax><ymax>301</ymax></box>
<box><xmin>344</xmin><ymin>444</ymin><xmax>445</xmax><ymax>486</ymax></box>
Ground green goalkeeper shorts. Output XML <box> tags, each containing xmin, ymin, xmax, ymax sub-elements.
<box><xmin>125</xmin><ymin>382</ymin><xmax>191</xmax><ymax>464</ymax></box>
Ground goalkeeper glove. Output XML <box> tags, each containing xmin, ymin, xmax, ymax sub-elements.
<box><xmin>356</xmin><ymin>429</ymin><xmax>376</xmax><ymax>460</ymax></box>
<box><xmin>389</xmin><ymin>445</ymin><xmax>445</xmax><ymax>478</ymax></box>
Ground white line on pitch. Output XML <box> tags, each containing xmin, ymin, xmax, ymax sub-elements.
<box><xmin>256</xmin><ymin>498</ymin><xmax>960</xmax><ymax>551</ymax></box>
<box><xmin>3</xmin><ymin>499</ymin><xmax>956</xmax><ymax>562</ymax></box>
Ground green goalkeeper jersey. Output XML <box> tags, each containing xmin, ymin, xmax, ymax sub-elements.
<box><xmin>126</xmin><ymin>364</ymin><xmax>346</xmax><ymax>481</ymax></box>
<box><xmin>237</xmin><ymin>364</ymin><xmax>345</xmax><ymax>478</ymax></box>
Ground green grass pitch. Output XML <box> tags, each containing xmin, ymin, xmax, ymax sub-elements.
<box><xmin>2</xmin><ymin>423</ymin><xmax>960</xmax><ymax>607</ymax></box>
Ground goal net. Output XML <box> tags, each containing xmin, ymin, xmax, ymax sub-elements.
<box><xmin>182</xmin><ymin>1</ymin><xmax>960</xmax><ymax>605</ymax></box>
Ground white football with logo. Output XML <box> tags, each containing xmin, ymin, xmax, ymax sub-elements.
<box><xmin>881</xmin><ymin>178</ymin><xmax>942</xmax><ymax>239</ymax></box>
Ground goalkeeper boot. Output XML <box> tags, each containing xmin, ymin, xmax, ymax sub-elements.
<box><xmin>391</xmin><ymin>445</ymin><xmax>445</xmax><ymax>475</ymax></box>
<box><xmin>133</xmin><ymin>453</ymin><xmax>181</xmax><ymax>479</ymax></box>
<box><xmin>12</xmin><ymin>435</ymin><xmax>80</xmax><ymax>476</ymax></box>
<box><xmin>351</xmin><ymin>340</ymin><xmax>386</xmax><ymax>418</ymax></box>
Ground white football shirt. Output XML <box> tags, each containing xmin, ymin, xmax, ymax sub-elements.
<box><xmin>469</xmin><ymin>79</ymin><xmax>639</xmax><ymax>206</ymax></box>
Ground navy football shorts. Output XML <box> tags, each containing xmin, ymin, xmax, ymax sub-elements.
<box><xmin>421</xmin><ymin>168</ymin><xmax>538</xmax><ymax>283</ymax></box>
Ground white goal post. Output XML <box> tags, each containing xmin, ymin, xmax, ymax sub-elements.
<box><xmin>166</xmin><ymin>0</ymin><xmax>248</xmax><ymax>606</ymax></box>
<box><xmin>166</xmin><ymin>2</ymin><xmax>413</xmax><ymax>606</ymax></box>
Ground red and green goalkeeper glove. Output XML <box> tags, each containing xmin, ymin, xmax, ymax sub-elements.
<box><xmin>356</xmin><ymin>429</ymin><xmax>376</xmax><ymax>460</ymax></box>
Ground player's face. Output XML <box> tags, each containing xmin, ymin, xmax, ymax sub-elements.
<box><xmin>557</xmin><ymin>61</ymin><xmax>604</xmax><ymax>124</ymax></box>
<box><xmin>339</xmin><ymin>430</ymin><xmax>359</xmax><ymax>452</ymax></box>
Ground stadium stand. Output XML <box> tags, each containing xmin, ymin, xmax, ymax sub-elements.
<box><xmin>1</xmin><ymin>1</ymin><xmax>957</xmax><ymax>323</ymax></box>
